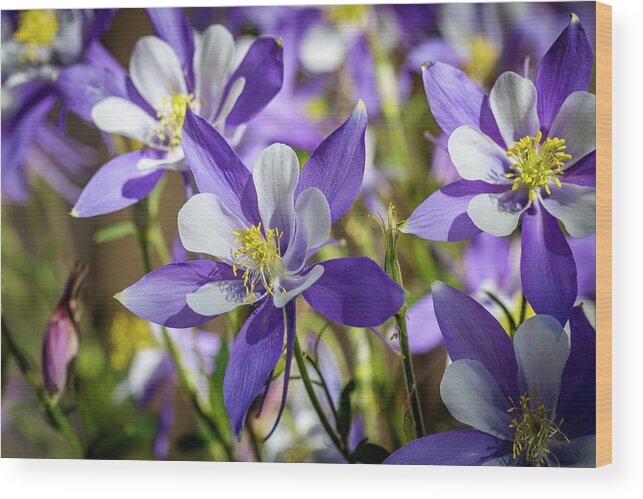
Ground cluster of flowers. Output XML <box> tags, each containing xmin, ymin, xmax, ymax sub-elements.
<box><xmin>2</xmin><ymin>4</ymin><xmax>596</xmax><ymax>466</ymax></box>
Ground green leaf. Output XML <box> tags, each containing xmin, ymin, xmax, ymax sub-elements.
<box><xmin>337</xmin><ymin>379</ymin><xmax>356</xmax><ymax>441</ymax></box>
<box><xmin>93</xmin><ymin>221</ymin><xmax>136</xmax><ymax>244</ymax></box>
<box><xmin>350</xmin><ymin>439</ymin><xmax>391</xmax><ymax>464</ymax></box>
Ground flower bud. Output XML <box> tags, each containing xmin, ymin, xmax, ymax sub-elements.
<box><xmin>42</xmin><ymin>262</ymin><xmax>87</xmax><ymax>400</ymax></box>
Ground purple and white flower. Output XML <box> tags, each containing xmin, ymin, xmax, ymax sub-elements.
<box><xmin>386</xmin><ymin>283</ymin><xmax>596</xmax><ymax>467</ymax></box>
<box><xmin>70</xmin><ymin>7</ymin><xmax>284</xmax><ymax>218</ymax></box>
<box><xmin>115</xmin><ymin>102</ymin><xmax>404</xmax><ymax>436</ymax></box>
<box><xmin>1</xmin><ymin>9</ymin><xmax>114</xmax><ymax>203</ymax></box>
<box><xmin>403</xmin><ymin>14</ymin><xmax>595</xmax><ymax>325</ymax></box>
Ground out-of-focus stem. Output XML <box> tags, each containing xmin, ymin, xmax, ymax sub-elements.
<box><xmin>293</xmin><ymin>336</ymin><xmax>353</xmax><ymax>462</ymax></box>
<box><xmin>2</xmin><ymin>318</ymin><xmax>84</xmax><ymax>457</ymax></box>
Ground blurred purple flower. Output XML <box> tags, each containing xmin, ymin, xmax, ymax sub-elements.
<box><xmin>116</xmin><ymin>102</ymin><xmax>403</xmax><ymax>437</ymax></box>
<box><xmin>69</xmin><ymin>7</ymin><xmax>284</xmax><ymax>218</ymax></box>
<box><xmin>1</xmin><ymin>9</ymin><xmax>114</xmax><ymax>203</ymax></box>
<box><xmin>42</xmin><ymin>262</ymin><xmax>87</xmax><ymax>400</ymax></box>
<box><xmin>404</xmin><ymin>14</ymin><xmax>595</xmax><ymax>325</ymax></box>
<box><xmin>115</xmin><ymin>325</ymin><xmax>220</xmax><ymax>459</ymax></box>
<box><xmin>386</xmin><ymin>283</ymin><xmax>596</xmax><ymax>467</ymax></box>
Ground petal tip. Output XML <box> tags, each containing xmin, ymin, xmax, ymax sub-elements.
<box><xmin>421</xmin><ymin>61</ymin><xmax>436</xmax><ymax>71</ymax></box>
<box><xmin>570</xmin><ymin>11</ymin><xmax>580</xmax><ymax>24</ymax></box>
<box><xmin>275</xmin><ymin>36</ymin><xmax>284</xmax><ymax>47</ymax></box>
<box><xmin>69</xmin><ymin>209</ymin><xmax>79</xmax><ymax>218</ymax></box>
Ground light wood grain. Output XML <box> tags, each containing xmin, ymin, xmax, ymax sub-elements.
<box><xmin>596</xmin><ymin>1</ymin><xmax>612</xmax><ymax>467</ymax></box>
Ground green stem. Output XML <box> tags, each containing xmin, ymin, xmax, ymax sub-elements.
<box><xmin>1</xmin><ymin>318</ymin><xmax>84</xmax><ymax>457</ymax></box>
<box><xmin>246</xmin><ymin>418</ymin><xmax>263</xmax><ymax>462</ymax></box>
<box><xmin>382</xmin><ymin>208</ymin><xmax>426</xmax><ymax>440</ymax></box>
<box><xmin>293</xmin><ymin>336</ymin><xmax>353</xmax><ymax>462</ymax></box>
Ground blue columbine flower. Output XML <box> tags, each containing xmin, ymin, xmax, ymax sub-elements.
<box><xmin>68</xmin><ymin>7</ymin><xmax>284</xmax><ymax>218</ymax></box>
<box><xmin>1</xmin><ymin>9</ymin><xmax>114</xmax><ymax>203</ymax></box>
<box><xmin>402</xmin><ymin>14</ymin><xmax>595</xmax><ymax>326</ymax></box>
<box><xmin>115</xmin><ymin>101</ymin><xmax>404</xmax><ymax>436</ymax></box>
<box><xmin>385</xmin><ymin>282</ymin><xmax>596</xmax><ymax>467</ymax></box>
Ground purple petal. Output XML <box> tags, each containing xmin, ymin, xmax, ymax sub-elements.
<box><xmin>569</xmin><ymin>234</ymin><xmax>596</xmax><ymax>298</ymax></box>
<box><xmin>563</xmin><ymin>151</ymin><xmax>596</xmax><ymax>188</ymax></box>
<box><xmin>296</xmin><ymin>101</ymin><xmax>368</xmax><ymax>223</ymax></box>
<box><xmin>83</xmin><ymin>39</ymin><xmax>125</xmax><ymax>74</ymax></box>
<box><xmin>422</xmin><ymin>62</ymin><xmax>502</xmax><ymax>144</ymax></box>
<box><xmin>521</xmin><ymin>202</ymin><xmax>577</xmax><ymax>325</ymax></box>
<box><xmin>146</xmin><ymin>8</ymin><xmax>195</xmax><ymax>82</ymax></box>
<box><xmin>2</xmin><ymin>88</ymin><xmax>55</xmax><ymax>203</ymax></box>
<box><xmin>385</xmin><ymin>430</ymin><xmax>508</xmax><ymax>465</ymax></box>
<box><xmin>405</xmin><ymin>294</ymin><xmax>443</xmax><ymax>354</ymax></box>
<box><xmin>224</xmin><ymin>300</ymin><xmax>285</xmax><ymax>436</ymax></box>
<box><xmin>116</xmin><ymin>261</ymin><xmax>235</xmax><ymax>328</ymax></box>
<box><xmin>303</xmin><ymin>257</ymin><xmax>403</xmax><ymax>327</ymax></box>
<box><xmin>402</xmin><ymin>180</ymin><xmax>505</xmax><ymax>242</ymax></box>
<box><xmin>182</xmin><ymin>109</ymin><xmax>259</xmax><ymax>223</ymax></box>
<box><xmin>557</xmin><ymin>305</ymin><xmax>596</xmax><ymax>437</ymax></box>
<box><xmin>535</xmin><ymin>14</ymin><xmax>594</xmax><ymax>132</ymax></box>
<box><xmin>463</xmin><ymin>233</ymin><xmax>512</xmax><ymax>294</ymax></box>
<box><xmin>71</xmin><ymin>150</ymin><xmax>166</xmax><ymax>217</ymax></box>
<box><xmin>56</xmin><ymin>63</ymin><xmax>128</xmax><ymax>123</ymax></box>
<box><xmin>223</xmin><ymin>37</ymin><xmax>284</xmax><ymax>127</ymax></box>
<box><xmin>432</xmin><ymin>282</ymin><xmax>518</xmax><ymax>398</ymax></box>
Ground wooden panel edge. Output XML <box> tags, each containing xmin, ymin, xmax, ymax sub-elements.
<box><xmin>595</xmin><ymin>1</ymin><xmax>612</xmax><ymax>468</ymax></box>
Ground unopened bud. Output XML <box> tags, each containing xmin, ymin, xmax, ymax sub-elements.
<box><xmin>42</xmin><ymin>262</ymin><xmax>87</xmax><ymax>401</ymax></box>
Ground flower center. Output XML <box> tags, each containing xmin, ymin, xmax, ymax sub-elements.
<box><xmin>14</xmin><ymin>10</ymin><xmax>59</xmax><ymax>63</ymax></box>
<box><xmin>503</xmin><ymin>131</ymin><xmax>571</xmax><ymax>201</ymax></box>
<box><xmin>507</xmin><ymin>390</ymin><xmax>570</xmax><ymax>467</ymax></box>
<box><xmin>231</xmin><ymin>223</ymin><xmax>285</xmax><ymax>302</ymax></box>
<box><xmin>153</xmin><ymin>93</ymin><xmax>196</xmax><ymax>150</ymax></box>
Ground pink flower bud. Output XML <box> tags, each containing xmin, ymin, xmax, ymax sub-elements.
<box><xmin>42</xmin><ymin>262</ymin><xmax>87</xmax><ymax>400</ymax></box>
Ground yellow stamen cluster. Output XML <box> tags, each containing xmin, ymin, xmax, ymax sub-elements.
<box><xmin>507</xmin><ymin>390</ymin><xmax>570</xmax><ymax>467</ymax></box>
<box><xmin>231</xmin><ymin>223</ymin><xmax>285</xmax><ymax>302</ymax></box>
<box><xmin>14</xmin><ymin>10</ymin><xmax>59</xmax><ymax>64</ymax></box>
<box><xmin>153</xmin><ymin>93</ymin><xmax>196</xmax><ymax>150</ymax></box>
<box><xmin>504</xmin><ymin>131</ymin><xmax>571</xmax><ymax>201</ymax></box>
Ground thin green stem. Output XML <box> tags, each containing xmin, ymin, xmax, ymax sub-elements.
<box><xmin>518</xmin><ymin>293</ymin><xmax>528</xmax><ymax>326</ymax></box>
<box><xmin>293</xmin><ymin>336</ymin><xmax>353</xmax><ymax>462</ymax></box>
<box><xmin>246</xmin><ymin>418</ymin><xmax>263</xmax><ymax>462</ymax></box>
<box><xmin>485</xmin><ymin>291</ymin><xmax>518</xmax><ymax>336</ymax></box>
<box><xmin>305</xmin><ymin>355</ymin><xmax>340</xmax><ymax>424</ymax></box>
<box><xmin>2</xmin><ymin>318</ymin><xmax>84</xmax><ymax>457</ymax></box>
<box><xmin>381</xmin><ymin>207</ymin><xmax>426</xmax><ymax>440</ymax></box>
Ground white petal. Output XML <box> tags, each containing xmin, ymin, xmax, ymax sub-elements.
<box><xmin>272</xmin><ymin>265</ymin><xmax>325</xmax><ymax>308</ymax></box>
<box><xmin>448</xmin><ymin>126</ymin><xmax>511</xmax><ymax>183</ymax></box>
<box><xmin>91</xmin><ymin>97</ymin><xmax>156</xmax><ymax>145</ymax></box>
<box><xmin>541</xmin><ymin>184</ymin><xmax>596</xmax><ymax>238</ymax></box>
<box><xmin>252</xmin><ymin>144</ymin><xmax>300</xmax><ymax>240</ymax></box>
<box><xmin>468</xmin><ymin>190</ymin><xmax>530</xmax><ymax>237</ymax></box>
<box><xmin>137</xmin><ymin>149</ymin><xmax>185</xmax><ymax>171</ymax></box>
<box><xmin>299</xmin><ymin>24</ymin><xmax>348</xmax><ymax>74</ymax></box>
<box><xmin>490</xmin><ymin>72</ymin><xmax>540</xmax><ymax>148</ymax></box>
<box><xmin>130</xmin><ymin>36</ymin><xmax>187</xmax><ymax>109</ymax></box>
<box><xmin>513</xmin><ymin>315</ymin><xmax>570</xmax><ymax>405</ymax></box>
<box><xmin>552</xmin><ymin>435</ymin><xmax>596</xmax><ymax>467</ymax></box>
<box><xmin>186</xmin><ymin>280</ymin><xmax>247</xmax><ymax>316</ymax></box>
<box><xmin>282</xmin><ymin>188</ymin><xmax>330</xmax><ymax>271</ymax></box>
<box><xmin>549</xmin><ymin>91</ymin><xmax>596</xmax><ymax>168</ymax></box>
<box><xmin>194</xmin><ymin>25</ymin><xmax>235</xmax><ymax>122</ymax></box>
<box><xmin>178</xmin><ymin>193</ymin><xmax>245</xmax><ymax>262</ymax></box>
<box><xmin>440</xmin><ymin>359</ymin><xmax>514</xmax><ymax>440</ymax></box>
<box><xmin>296</xmin><ymin>188</ymin><xmax>332</xmax><ymax>250</ymax></box>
